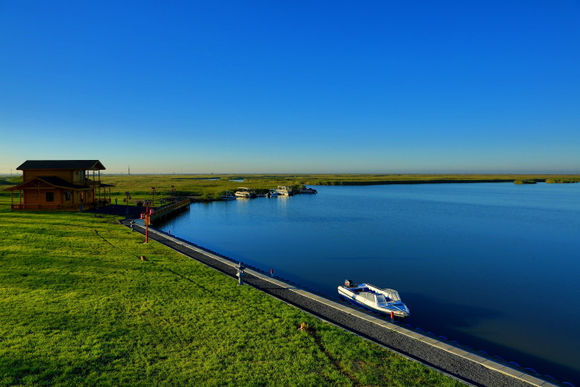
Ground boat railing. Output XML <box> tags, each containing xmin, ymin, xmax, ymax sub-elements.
<box><xmin>382</xmin><ymin>288</ymin><xmax>401</xmax><ymax>301</ymax></box>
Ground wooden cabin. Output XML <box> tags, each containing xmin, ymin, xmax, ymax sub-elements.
<box><xmin>5</xmin><ymin>160</ymin><xmax>113</xmax><ymax>210</ymax></box>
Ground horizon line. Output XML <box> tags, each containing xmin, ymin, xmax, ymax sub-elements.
<box><xmin>2</xmin><ymin>171</ymin><xmax>580</xmax><ymax>176</ymax></box>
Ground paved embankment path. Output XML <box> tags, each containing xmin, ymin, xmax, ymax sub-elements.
<box><xmin>125</xmin><ymin>221</ymin><xmax>555</xmax><ymax>387</ymax></box>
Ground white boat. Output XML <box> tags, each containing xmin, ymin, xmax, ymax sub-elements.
<box><xmin>234</xmin><ymin>187</ymin><xmax>255</xmax><ymax>199</ymax></box>
<box><xmin>266</xmin><ymin>189</ymin><xmax>279</xmax><ymax>198</ymax></box>
<box><xmin>276</xmin><ymin>185</ymin><xmax>291</xmax><ymax>196</ymax></box>
<box><xmin>338</xmin><ymin>280</ymin><xmax>410</xmax><ymax>318</ymax></box>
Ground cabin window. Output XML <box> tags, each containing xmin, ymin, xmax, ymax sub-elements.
<box><xmin>46</xmin><ymin>192</ymin><xmax>54</xmax><ymax>202</ymax></box>
<box><xmin>64</xmin><ymin>192</ymin><xmax>71</xmax><ymax>201</ymax></box>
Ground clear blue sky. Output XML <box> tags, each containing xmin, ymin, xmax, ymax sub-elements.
<box><xmin>1</xmin><ymin>1</ymin><xmax>579</xmax><ymax>174</ymax></box>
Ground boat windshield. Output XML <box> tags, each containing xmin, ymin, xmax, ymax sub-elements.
<box><xmin>376</xmin><ymin>294</ymin><xmax>387</xmax><ymax>304</ymax></box>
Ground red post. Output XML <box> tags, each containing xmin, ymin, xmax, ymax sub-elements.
<box><xmin>142</xmin><ymin>202</ymin><xmax>152</xmax><ymax>244</ymax></box>
<box><xmin>390</xmin><ymin>311</ymin><xmax>394</xmax><ymax>320</ymax></box>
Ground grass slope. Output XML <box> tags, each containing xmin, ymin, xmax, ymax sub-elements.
<box><xmin>0</xmin><ymin>199</ymin><xmax>459</xmax><ymax>385</ymax></box>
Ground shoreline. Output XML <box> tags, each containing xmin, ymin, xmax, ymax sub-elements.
<box><xmin>4</xmin><ymin>174</ymin><xmax>579</xmax><ymax>207</ymax></box>
<box><xmin>127</xmin><ymin>220</ymin><xmax>556</xmax><ymax>386</ymax></box>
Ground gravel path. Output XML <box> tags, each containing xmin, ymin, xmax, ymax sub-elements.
<box><xmin>125</xmin><ymin>221</ymin><xmax>554</xmax><ymax>387</ymax></box>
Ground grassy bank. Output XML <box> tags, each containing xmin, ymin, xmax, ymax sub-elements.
<box><xmin>0</xmin><ymin>197</ymin><xmax>459</xmax><ymax>385</ymax></box>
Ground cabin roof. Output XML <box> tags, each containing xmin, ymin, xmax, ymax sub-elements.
<box><xmin>17</xmin><ymin>160</ymin><xmax>106</xmax><ymax>171</ymax></box>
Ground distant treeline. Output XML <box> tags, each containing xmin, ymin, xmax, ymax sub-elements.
<box><xmin>315</xmin><ymin>178</ymin><xmax>514</xmax><ymax>186</ymax></box>
<box><xmin>545</xmin><ymin>178</ymin><xmax>580</xmax><ymax>184</ymax></box>
<box><xmin>302</xmin><ymin>175</ymin><xmax>580</xmax><ymax>187</ymax></box>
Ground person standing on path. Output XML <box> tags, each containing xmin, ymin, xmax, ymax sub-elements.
<box><xmin>236</xmin><ymin>263</ymin><xmax>245</xmax><ymax>285</ymax></box>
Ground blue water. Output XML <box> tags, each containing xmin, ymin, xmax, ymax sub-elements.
<box><xmin>159</xmin><ymin>183</ymin><xmax>580</xmax><ymax>383</ymax></box>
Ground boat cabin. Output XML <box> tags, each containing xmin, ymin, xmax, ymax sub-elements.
<box><xmin>5</xmin><ymin>160</ymin><xmax>113</xmax><ymax>210</ymax></box>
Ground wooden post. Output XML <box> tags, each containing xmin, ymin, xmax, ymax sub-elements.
<box><xmin>142</xmin><ymin>202</ymin><xmax>153</xmax><ymax>244</ymax></box>
<box><xmin>92</xmin><ymin>170</ymin><xmax>95</xmax><ymax>206</ymax></box>
<box><xmin>98</xmin><ymin>170</ymin><xmax>101</xmax><ymax>204</ymax></box>
<box><xmin>145</xmin><ymin>216</ymin><xmax>149</xmax><ymax>243</ymax></box>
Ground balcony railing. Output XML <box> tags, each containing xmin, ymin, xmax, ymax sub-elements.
<box><xmin>11</xmin><ymin>204</ymin><xmax>88</xmax><ymax>210</ymax></box>
<box><xmin>10</xmin><ymin>199</ymin><xmax>110</xmax><ymax>211</ymax></box>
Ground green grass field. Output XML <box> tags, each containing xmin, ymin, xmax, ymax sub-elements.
<box><xmin>0</xmin><ymin>194</ymin><xmax>460</xmax><ymax>385</ymax></box>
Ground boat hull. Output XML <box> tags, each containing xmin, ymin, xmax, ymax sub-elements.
<box><xmin>338</xmin><ymin>284</ymin><xmax>410</xmax><ymax>318</ymax></box>
<box><xmin>235</xmin><ymin>188</ymin><xmax>256</xmax><ymax>198</ymax></box>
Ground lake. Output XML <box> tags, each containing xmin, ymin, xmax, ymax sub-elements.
<box><xmin>158</xmin><ymin>183</ymin><xmax>580</xmax><ymax>383</ymax></box>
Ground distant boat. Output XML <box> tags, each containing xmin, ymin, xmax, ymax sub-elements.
<box><xmin>235</xmin><ymin>187</ymin><xmax>255</xmax><ymax>199</ymax></box>
<box><xmin>266</xmin><ymin>190</ymin><xmax>279</xmax><ymax>198</ymax></box>
<box><xmin>222</xmin><ymin>191</ymin><xmax>236</xmax><ymax>200</ymax></box>
<box><xmin>300</xmin><ymin>187</ymin><xmax>317</xmax><ymax>194</ymax></box>
<box><xmin>276</xmin><ymin>185</ymin><xmax>291</xmax><ymax>196</ymax></box>
<box><xmin>338</xmin><ymin>280</ymin><xmax>410</xmax><ymax>318</ymax></box>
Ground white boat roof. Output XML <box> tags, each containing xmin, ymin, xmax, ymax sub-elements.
<box><xmin>356</xmin><ymin>284</ymin><xmax>402</xmax><ymax>302</ymax></box>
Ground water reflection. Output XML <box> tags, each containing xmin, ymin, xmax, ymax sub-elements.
<box><xmin>277</xmin><ymin>195</ymin><xmax>290</xmax><ymax>210</ymax></box>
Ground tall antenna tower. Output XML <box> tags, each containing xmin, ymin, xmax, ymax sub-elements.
<box><xmin>128</xmin><ymin>165</ymin><xmax>131</xmax><ymax>175</ymax></box>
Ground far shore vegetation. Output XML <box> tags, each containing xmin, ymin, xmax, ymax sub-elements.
<box><xmin>0</xmin><ymin>192</ymin><xmax>461</xmax><ymax>385</ymax></box>
<box><xmin>513</xmin><ymin>179</ymin><xmax>538</xmax><ymax>184</ymax></box>
<box><xmin>2</xmin><ymin>173</ymin><xmax>579</xmax><ymax>205</ymax></box>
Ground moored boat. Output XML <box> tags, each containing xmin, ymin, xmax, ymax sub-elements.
<box><xmin>235</xmin><ymin>187</ymin><xmax>255</xmax><ymax>199</ymax></box>
<box><xmin>276</xmin><ymin>185</ymin><xmax>291</xmax><ymax>196</ymax></box>
<box><xmin>338</xmin><ymin>280</ymin><xmax>410</xmax><ymax>318</ymax></box>
<box><xmin>222</xmin><ymin>191</ymin><xmax>236</xmax><ymax>200</ymax></box>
